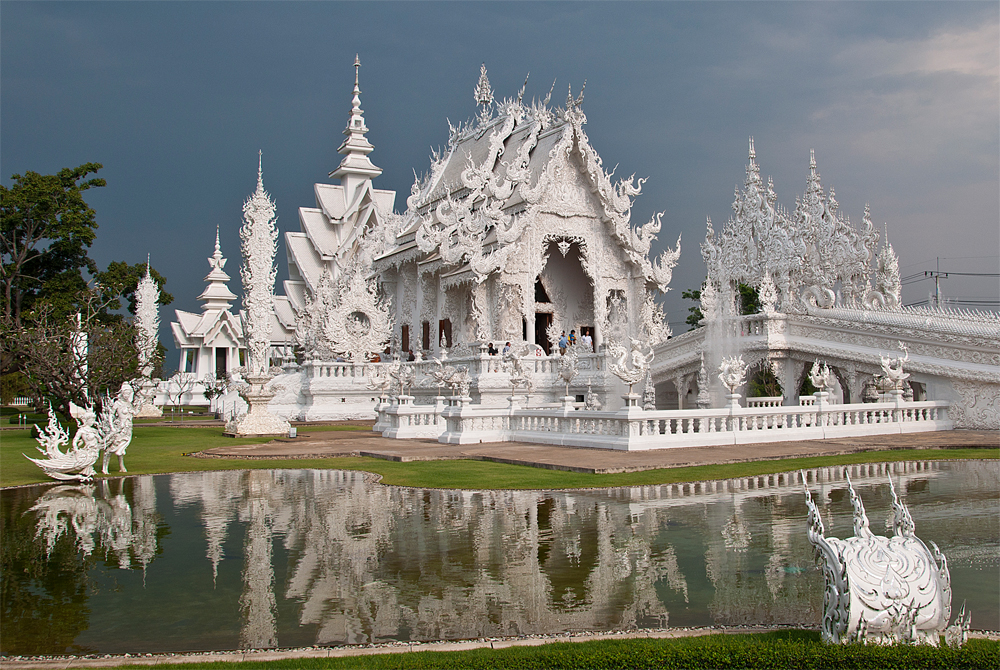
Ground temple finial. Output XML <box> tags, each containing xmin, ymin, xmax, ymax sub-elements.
<box><xmin>214</xmin><ymin>225</ymin><xmax>221</xmax><ymax>255</ymax></box>
<box><xmin>257</xmin><ymin>150</ymin><xmax>263</xmax><ymax>191</ymax></box>
<box><xmin>354</xmin><ymin>54</ymin><xmax>360</xmax><ymax>87</ymax></box>
<box><xmin>809</xmin><ymin>148</ymin><xmax>817</xmax><ymax>174</ymax></box>
<box><xmin>748</xmin><ymin>136</ymin><xmax>756</xmax><ymax>160</ymax></box>
<box><xmin>474</xmin><ymin>63</ymin><xmax>493</xmax><ymax>120</ymax></box>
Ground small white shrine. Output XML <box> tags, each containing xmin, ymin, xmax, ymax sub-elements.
<box><xmin>171</xmin><ymin>227</ymin><xmax>247</xmax><ymax>382</ymax></box>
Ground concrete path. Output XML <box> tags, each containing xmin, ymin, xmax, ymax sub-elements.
<box><xmin>194</xmin><ymin>426</ymin><xmax>998</xmax><ymax>474</ymax></box>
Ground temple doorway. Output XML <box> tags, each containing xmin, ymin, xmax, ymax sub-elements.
<box><xmin>535</xmin><ymin>313</ymin><xmax>553</xmax><ymax>354</ymax></box>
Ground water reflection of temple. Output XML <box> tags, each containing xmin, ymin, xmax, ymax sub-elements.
<box><xmin>162</xmin><ymin>460</ymin><xmax>971</xmax><ymax>648</ymax></box>
<box><xmin>30</xmin><ymin>476</ymin><xmax>160</xmax><ymax>570</ymax></box>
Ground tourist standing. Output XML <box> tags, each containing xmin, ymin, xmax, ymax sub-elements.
<box><xmin>558</xmin><ymin>331</ymin><xmax>568</xmax><ymax>355</ymax></box>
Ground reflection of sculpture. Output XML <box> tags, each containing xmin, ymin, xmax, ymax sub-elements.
<box><xmin>29</xmin><ymin>477</ymin><xmax>160</xmax><ymax>568</ymax></box>
<box><xmin>717</xmin><ymin>355</ymin><xmax>748</xmax><ymax>395</ymax></box>
<box><xmin>25</xmin><ymin>402</ymin><xmax>102</xmax><ymax>482</ymax></box>
<box><xmin>804</xmin><ymin>472</ymin><xmax>960</xmax><ymax>645</ymax></box>
<box><xmin>880</xmin><ymin>342</ymin><xmax>910</xmax><ymax>390</ymax></box>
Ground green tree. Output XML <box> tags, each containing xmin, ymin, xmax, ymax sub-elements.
<box><xmin>737</xmin><ymin>283</ymin><xmax>760</xmax><ymax>315</ymax></box>
<box><xmin>682</xmin><ymin>287</ymin><xmax>703</xmax><ymax>330</ymax></box>
<box><xmin>1</xmin><ymin>163</ymin><xmax>105</xmax><ymax>328</ymax></box>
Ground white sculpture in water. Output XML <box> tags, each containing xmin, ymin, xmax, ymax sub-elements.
<box><xmin>804</xmin><ymin>472</ymin><xmax>965</xmax><ymax>645</ymax></box>
<box><xmin>26</xmin><ymin>403</ymin><xmax>102</xmax><ymax>482</ymax></box>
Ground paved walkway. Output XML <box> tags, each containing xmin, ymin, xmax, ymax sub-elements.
<box><xmin>195</xmin><ymin>426</ymin><xmax>998</xmax><ymax>475</ymax></box>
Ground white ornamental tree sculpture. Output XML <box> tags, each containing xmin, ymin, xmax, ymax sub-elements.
<box><xmin>133</xmin><ymin>259</ymin><xmax>163</xmax><ymax>417</ymax></box>
<box><xmin>226</xmin><ymin>154</ymin><xmax>290</xmax><ymax>437</ymax></box>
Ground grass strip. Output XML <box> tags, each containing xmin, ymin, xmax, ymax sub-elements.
<box><xmin>100</xmin><ymin>632</ymin><xmax>999</xmax><ymax>669</ymax></box>
<box><xmin>1</xmin><ymin>425</ymin><xmax>996</xmax><ymax>489</ymax></box>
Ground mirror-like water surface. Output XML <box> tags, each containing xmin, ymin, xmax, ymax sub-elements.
<box><xmin>2</xmin><ymin>460</ymin><xmax>997</xmax><ymax>656</ymax></box>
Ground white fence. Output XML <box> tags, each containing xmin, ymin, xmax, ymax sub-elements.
<box><xmin>377</xmin><ymin>395</ymin><xmax>952</xmax><ymax>451</ymax></box>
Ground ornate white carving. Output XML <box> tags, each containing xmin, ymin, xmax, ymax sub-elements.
<box><xmin>135</xmin><ymin>260</ymin><xmax>160</xmax><ymax>377</ymax></box>
<box><xmin>557</xmin><ymin>346</ymin><xmax>579</xmax><ymax>397</ymax></box>
<box><xmin>607</xmin><ymin>339</ymin><xmax>654</xmax><ymax>394</ymax></box>
<box><xmin>718</xmin><ymin>356</ymin><xmax>748</xmax><ymax>395</ymax></box>
<box><xmin>230</xmin><ymin>155</ymin><xmax>290</xmax><ymax>437</ymax></box>
<box><xmin>808</xmin><ymin>361</ymin><xmax>835</xmax><ymax>393</ymax></box>
<box><xmin>947</xmin><ymin>380</ymin><xmax>1000</xmax><ymax>430</ymax></box>
<box><xmin>702</xmin><ymin>141</ymin><xmax>892</xmax><ymax>314</ymax></box>
<box><xmin>320</xmin><ymin>268</ymin><xmax>393</xmax><ymax>363</ymax></box>
<box><xmin>880</xmin><ymin>342</ymin><xmax>910</xmax><ymax>390</ymax></box>
<box><xmin>97</xmin><ymin>382</ymin><xmax>141</xmax><ymax>474</ymax></box>
<box><xmin>804</xmin><ymin>473</ymin><xmax>959</xmax><ymax>645</ymax></box>
<box><xmin>25</xmin><ymin>403</ymin><xmax>102</xmax><ymax>482</ymax></box>
<box><xmin>240</xmin><ymin>153</ymin><xmax>280</xmax><ymax>378</ymax></box>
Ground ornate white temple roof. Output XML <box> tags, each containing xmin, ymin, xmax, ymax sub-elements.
<box><xmin>281</xmin><ymin>56</ymin><xmax>397</xmax><ymax>312</ymax></box>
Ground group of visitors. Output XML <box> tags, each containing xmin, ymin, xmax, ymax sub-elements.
<box><xmin>558</xmin><ymin>329</ymin><xmax>593</xmax><ymax>355</ymax></box>
<box><xmin>486</xmin><ymin>342</ymin><xmax>513</xmax><ymax>356</ymax></box>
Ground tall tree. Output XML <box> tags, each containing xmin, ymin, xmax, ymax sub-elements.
<box><xmin>1</xmin><ymin>163</ymin><xmax>105</xmax><ymax>328</ymax></box>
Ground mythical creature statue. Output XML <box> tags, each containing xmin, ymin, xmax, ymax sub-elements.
<box><xmin>387</xmin><ymin>359</ymin><xmax>416</xmax><ymax>397</ymax></box>
<box><xmin>808</xmin><ymin>361</ymin><xmax>836</xmax><ymax>394</ymax></box>
<box><xmin>606</xmin><ymin>338</ymin><xmax>654</xmax><ymax>394</ymax></box>
<box><xmin>717</xmin><ymin>355</ymin><xmax>749</xmax><ymax>395</ymax></box>
<box><xmin>502</xmin><ymin>343</ymin><xmax>534</xmax><ymax>396</ymax></box>
<box><xmin>880</xmin><ymin>342</ymin><xmax>910</xmax><ymax>390</ymax></box>
<box><xmin>804</xmin><ymin>472</ymin><xmax>962</xmax><ymax>645</ymax></box>
<box><xmin>25</xmin><ymin>402</ymin><xmax>102</xmax><ymax>482</ymax></box>
<box><xmin>557</xmin><ymin>346</ymin><xmax>579</xmax><ymax>397</ymax></box>
<box><xmin>97</xmin><ymin>382</ymin><xmax>141</xmax><ymax>474</ymax></box>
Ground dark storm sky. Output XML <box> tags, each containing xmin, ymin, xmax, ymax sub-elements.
<box><xmin>2</xmin><ymin>2</ymin><xmax>997</xmax><ymax>367</ymax></box>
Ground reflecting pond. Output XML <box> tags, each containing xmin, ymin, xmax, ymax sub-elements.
<box><xmin>2</xmin><ymin>460</ymin><xmax>997</xmax><ymax>656</ymax></box>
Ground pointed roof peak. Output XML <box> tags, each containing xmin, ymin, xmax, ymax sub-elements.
<box><xmin>200</xmin><ymin>228</ymin><xmax>236</xmax><ymax>311</ymax></box>
<box><xmin>257</xmin><ymin>150</ymin><xmax>264</xmax><ymax>193</ymax></box>
<box><xmin>331</xmin><ymin>56</ymin><xmax>381</xmax><ymax>181</ymax></box>
<box><xmin>748</xmin><ymin>136</ymin><xmax>756</xmax><ymax>161</ymax></box>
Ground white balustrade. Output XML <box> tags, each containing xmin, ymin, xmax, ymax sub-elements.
<box><xmin>746</xmin><ymin>396</ymin><xmax>783</xmax><ymax>408</ymax></box>
<box><xmin>373</xmin><ymin>397</ymin><xmax>952</xmax><ymax>450</ymax></box>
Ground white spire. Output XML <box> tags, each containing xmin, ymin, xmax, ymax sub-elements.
<box><xmin>135</xmin><ymin>254</ymin><xmax>161</xmax><ymax>377</ymax></box>
<box><xmin>474</xmin><ymin>63</ymin><xmax>493</xmax><ymax>123</ymax></box>
<box><xmin>330</xmin><ymin>55</ymin><xmax>382</xmax><ymax>183</ymax></box>
<box><xmin>198</xmin><ymin>226</ymin><xmax>237</xmax><ymax>311</ymax></box>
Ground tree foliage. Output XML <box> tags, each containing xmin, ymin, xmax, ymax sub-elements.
<box><xmin>7</xmin><ymin>290</ymin><xmax>141</xmax><ymax>417</ymax></box>
<box><xmin>1</xmin><ymin>163</ymin><xmax>105</xmax><ymax>328</ymax></box>
<box><xmin>682</xmin><ymin>287</ymin><xmax>703</xmax><ymax>330</ymax></box>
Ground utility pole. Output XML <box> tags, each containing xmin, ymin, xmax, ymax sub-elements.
<box><xmin>924</xmin><ymin>258</ymin><xmax>948</xmax><ymax>308</ymax></box>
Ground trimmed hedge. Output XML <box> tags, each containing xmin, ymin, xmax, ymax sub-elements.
<box><xmin>108</xmin><ymin>632</ymin><xmax>999</xmax><ymax>669</ymax></box>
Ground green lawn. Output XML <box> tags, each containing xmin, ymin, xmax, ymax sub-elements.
<box><xmin>2</xmin><ymin>424</ymin><xmax>996</xmax><ymax>489</ymax></box>
<box><xmin>98</xmin><ymin>632</ymin><xmax>999</xmax><ymax>670</ymax></box>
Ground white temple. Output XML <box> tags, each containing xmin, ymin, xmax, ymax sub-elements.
<box><xmin>167</xmin><ymin>62</ymin><xmax>999</xmax><ymax>439</ymax></box>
